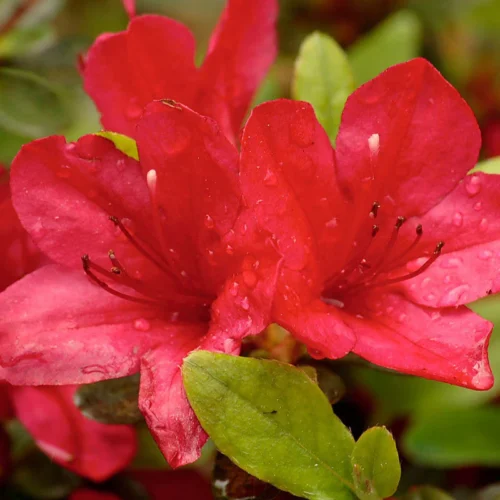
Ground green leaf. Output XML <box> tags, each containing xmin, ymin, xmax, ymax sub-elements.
<box><xmin>292</xmin><ymin>31</ymin><xmax>355</xmax><ymax>144</ymax></box>
<box><xmin>348</xmin><ymin>10</ymin><xmax>422</xmax><ymax>85</ymax></box>
<box><xmin>96</xmin><ymin>131</ymin><xmax>139</xmax><ymax>160</ymax></box>
<box><xmin>403</xmin><ymin>407</ymin><xmax>500</xmax><ymax>467</ymax></box>
<box><xmin>73</xmin><ymin>373</ymin><xmax>142</xmax><ymax>425</ymax></box>
<box><xmin>183</xmin><ymin>351</ymin><xmax>357</xmax><ymax>500</ymax></box>
<box><xmin>0</xmin><ymin>68</ymin><xmax>69</xmax><ymax>138</ymax></box>
<box><xmin>0</xmin><ymin>25</ymin><xmax>56</xmax><ymax>58</ymax></box>
<box><xmin>470</xmin><ymin>156</ymin><xmax>500</xmax><ymax>175</ymax></box>
<box><xmin>399</xmin><ymin>486</ymin><xmax>454</xmax><ymax>500</ymax></box>
<box><xmin>351</xmin><ymin>427</ymin><xmax>401</xmax><ymax>499</ymax></box>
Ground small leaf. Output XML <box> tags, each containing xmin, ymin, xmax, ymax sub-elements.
<box><xmin>96</xmin><ymin>131</ymin><xmax>139</xmax><ymax>160</ymax></box>
<box><xmin>0</xmin><ymin>68</ymin><xmax>69</xmax><ymax>138</ymax></box>
<box><xmin>470</xmin><ymin>156</ymin><xmax>500</xmax><ymax>174</ymax></box>
<box><xmin>399</xmin><ymin>486</ymin><xmax>454</xmax><ymax>500</ymax></box>
<box><xmin>348</xmin><ymin>10</ymin><xmax>422</xmax><ymax>85</ymax></box>
<box><xmin>351</xmin><ymin>427</ymin><xmax>400</xmax><ymax>499</ymax></box>
<box><xmin>292</xmin><ymin>31</ymin><xmax>355</xmax><ymax>144</ymax></box>
<box><xmin>183</xmin><ymin>351</ymin><xmax>357</xmax><ymax>500</ymax></box>
<box><xmin>74</xmin><ymin>373</ymin><xmax>142</xmax><ymax>425</ymax></box>
<box><xmin>403</xmin><ymin>407</ymin><xmax>500</xmax><ymax>467</ymax></box>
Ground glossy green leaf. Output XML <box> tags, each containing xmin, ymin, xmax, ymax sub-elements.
<box><xmin>0</xmin><ymin>68</ymin><xmax>69</xmax><ymax>138</ymax></box>
<box><xmin>403</xmin><ymin>407</ymin><xmax>500</xmax><ymax>467</ymax></box>
<box><xmin>470</xmin><ymin>156</ymin><xmax>500</xmax><ymax>175</ymax></box>
<box><xmin>292</xmin><ymin>31</ymin><xmax>355</xmax><ymax>144</ymax></box>
<box><xmin>348</xmin><ymin>10</ymin><xmax>422</xmax><ymax>85</ymax></box>
<box><xmin>351</xmin><ymin>427</ymin><xmax>400</xmax><ymax>499</ymax></box>
<box><xmin>399</xmin><ymin>486</ymin><xmax>454</xmax><ymax>500</ymax></box>
<box><xmin>96</xmin><ymin>131</ymin><xmax>139</xmax><ymax>160</ymax></box>
<box><xmin>73</xmin><ymin>373</ymin><xmax>142</xmax><ymax>425</ymax></box>
<box><xmin>183</xmin><ymin>351</ymin><xmax>357</xmax><ymax>500</ymax></box>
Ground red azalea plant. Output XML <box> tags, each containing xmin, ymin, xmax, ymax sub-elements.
<box><xmin>0</xmin><ymin>0</ymin><xmax>500</xmax><ymax>498</ymax></box>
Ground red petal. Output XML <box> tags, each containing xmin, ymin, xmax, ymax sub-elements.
<box><xmin>10</xmin><ymin>135</ymin><xmax>167</xmax><ymax>284</ymax></box>
<box><xmin>400</xmin><ymin>172</ymin><xmax>500</xmax><ymax>306</ymax></box>
<box><xmin>11</xmin><ymin>385</ymin><xmax>136</xmax><ymax>481</ymax></box>
<box><xmin>348</xmin><ymin>291</ymin><xmax>493</xmax><ymax>389</ymax></box>
<box><xmin>83</xmin><ymin>16</ymin><xmax>197</xmax><ymax>136</ymax></box>
<box><xmin>240</xmin><ymin>100</ymin><xmax>350</xmax><ymax>277</ymax></box>
<box><xmin>0</xmin><ymin>265</ymin><xmax>176</xmax><ymax>385</ymax></box>
<box><xmin>135</xmin><ymin>101</ymin><xmax>240</xmax><ymax>293</ymax></box>
<box><xmin>138</xmin><ymin>327</ymin><xmax>207</xmax><ymax>468</ymax></box>
<box><xmin>122</xmin><ymin>0</ymin><xmax>135</xmax><ymax>18</ymax></box>
<box><xmin>198</xmin><ymin>0</ymin><xmax>278</xmax><ymax>142</ymax></box>
<box><xmin>335</xmin><ymin>58</ymin><xmax>481</xmax><ymax>216</ymax></box>
<box><xmin>0</xmin><ymin>167</ymin><xmax>41</xmax><ymax>291</ymax></box>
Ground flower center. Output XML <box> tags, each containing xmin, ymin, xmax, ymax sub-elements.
<box><xmin>322</xmin><ymin>201</ymin><xmax>444</xmax><ymax>301</ymax></box>
<box><xmin>81</xmin><ymin>216</ymin><xmax>210</xmax><ymax>319</ymax></box>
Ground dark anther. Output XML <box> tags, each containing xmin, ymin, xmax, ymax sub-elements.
<box><xmin>81</xmin><ymin>254</ymin><xmax>90</xmax><ymax>270</ymax></box>
<box><xmin>111</xmin><ymin>267</ymin><xmax>121</xmax><ymax>275</ymax></box>
<box><xmin>416</xmin><ymin>224</ymin><xmax>423</xmax><ymax>236</ymax></box>
<box><xmin>372</xmin><ymin>225</ymin><xmax>380</xmax><ymax>237</ymax></box>
<box><xmin>395</xmin><ymin>216</ymin><xmax>406</xmax><ymax>229</ymax></box>
<box><xmin>370</xmin><ymin>201</ymin><xmax>380</xmax><ymax>218</ymax></box>
<box><xmin>434</xmin><ymin>241</ymin><xmax>445</xmax><ymax>254</ymax></box>
<box><xmin>487</xmin><ymin>289</ymin><xmax>493</xmax><ymax>295</ymax></box>
<box><xmin>109</xmin><ymin>215</ymin><xmax>120</xmax><ymax>225</ymax></box>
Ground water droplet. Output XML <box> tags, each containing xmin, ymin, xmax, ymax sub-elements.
<box><xmin>116</xmin><ymin>158</ymin><xmax>126</xmax><ymax>171</ymax></box>
<box><xmin>474</xmin><ymin>202</ymin><xmax>482</xmax><ymax>211</ymax></box>
<box><xmin>225</xmin><ymin>244</ymin><xmax>234</xmax><ymax>255</ymax></box>
<box><xmin>478</xmin><ymin>249</ymin><xmax>493</xmax><ymax>260</ymax></box>
<box><xmin>31</xmin><ymin>220</ymin><xmax>45</xmax><ymax>238</ymax></box>
<box><xmin>421</xmin><ymin>277</ymin><xmax>431</xmax><ymax>288</ymax></box>
<box><xmin>126</xmin><ymin>98</ymin><xmax>143</xmax><ymax>119</ymax></box>
<box><xmin>65</xmin><ymin>143</ymin><xmax>76</xmax><ymax>153</ymax></box>
<box><xmin>242</xmin><ymin>270</ymin><xmax>258</xmax><ymax>288</ymax></box>
<box><xmin>479</xmin><ymin>218</ymin><xmax>489</xmax><ymax>232</ymax></box>
<box><xmin>424</xmin><ymin>293</ymin><xmax>436</xmax><ymax>302</ymax></box>
<box><xmin>240</xmin><ymin>223</ymin><xmax>248</xmax><ymax>235</ymax></box>
<box><xmin>406</xmin><ymin>257</ymin><xmax>428</xmax><ymax>272</ymax></box>
<box><xmin>430</xmin><ymin>311</ymin><xmax>441</xmax><ymax>321</ymax></box>
<box><xmin>465</xmin><ymin>175</ymin><xmax>482</xmax><ymax>196</ymax></box>
<box><xmin>163</xmin><ymin>125</ymin><xmax>191</xmax><ymax>155</ymax></box>
<box><xmin>289</xmin><ymin>110</ymin><xmax>314</xmax><ymax>147</ymax></box>
<box><xmin>443</xmin><ymin>275</ymin><xmax>452</xmax><ymax>284</ymax></box>
<box><xmin>442</xmin><ymin>285</ymin><xmax>470</xmax><ymax>305</ymax></box>
<box><xmin>229</xmin><ymin>281</ymin><xmax>239</xmax><ymax>296</ymax></box>
<box><xmin>56</xmin><ymin>165</ymin><xmax>71</xmax><ymax>179</ymax></box>
<box><xmin>441</xmin><ymin>256</ymin><xmax>463</xmax><ymax>269</ymax></box>
<box><xmin>134</xmin><ymin>318</ymin><xmax>151</xmax><ymax>331</ymax></box>
<box><xmin>398</xmin><ymin>313</ymin><xmax>407</xmax><ymax>323</ymax></box>
<box><xmin>325</xmin><ymin>218</ymin><xmax>338</xmax><ymax>229</ymax></box>
<box><xmin>223</xmin><ymin>338</ymin><xmax>238</xmax><ymax>352</ymax></box>
<box><xmin>204</xmin><ymin>214</ymin><xmax>215</xmax><ymax>229</ymax></box>
<box><xmin>385</xmin><ymin>306</ymin><xmax>394</xmax><ymax>314</ymax></box>
<box><xmin>241</xmin><ymin>296</ymin><xmax>250</xmax><ymax>311</ymax></box>
<box><xmin>263</xmin><ymin>169</ymin><xmax>277</xmax><ymax>186</ymax></box>
<box><xmin>452</xmin><ymin>212</ymin><xmax>463</xmax><ymax>227</ymax></box>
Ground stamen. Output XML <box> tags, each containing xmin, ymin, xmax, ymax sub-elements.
<box><xmin>391</xmin><ymin>224</ymin><xmax>423</xmax><ymax>267</ymax></box>
<box><xmin>372</xmin><ymin>225</ymin><xmax>379</xmax><ymax>237</ymax></box>
<box><xmin>82</xmin><ymin>255</ymin><xmax>162</xmax><ymax>306</ymax></box>
<box><xmin>364</xmin><ymin>241</ymin><xmax>445</xmax><ymax>289</ymax></box>
<box><xmin>109</xmin><ymin>216</ymin><xmax>174</xmax><ymax>278</ymax></box>
<box><xmin>369</xmin><ymin>201</ymin><xmax>380</xmax><ymax>219</ymax></box>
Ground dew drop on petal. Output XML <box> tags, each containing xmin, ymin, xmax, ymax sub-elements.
<box><xmin>441</xmin><ymin>256</ymin><xmax>463</xmax><ymax>269</ymax></box>
<box><xmin>325</xmin><ymin>218</ymin><xmax>338</xmax><ymax>229</ymax></box>
<box><xmin>398</xmin><ymin>313</ymin><xmax>407</xmax><ymax>323</ymax></box>
<box><xmin>134</xmin><ymin>318</ymin><xmax>151</xmax><ymax>332</ymax></box>
<box><xmin>229</xmin><ymin>281</ymin><xmax>239</xmax><ymax>297</ymax></box>
<box><xmin>263</xmin><ymin>169</ymin><xmax>278</xmax><ymax>186</ymax></box>
<box><xmin>452</xmin><ymin>212</ymin><xmax>463</xmax><ymax>227</ymax></box>
<box><xmin>479</xmin><ymin>218</ymin><xmax>489</xmax><ymax>232</ymax></box>
<box><xmin>424</xmin><ymin>293</ymin><xmax>436</xmax><ymax>302</ymax></box>
<box><xmin>442</xmin><ymin>285</ymin><xmax>470</xmax><ymax>305</ymax></box>
<box><xmin>223</xmin><ymin>338</ymin><xmax>238</xmax><ymax>352</ymax></box>
<box><xmin>126</xmin><ymin>98</ymin><xmax>143</xmax><ymax>119</ymax></box>
<box><xmin>242</xmin><ymin>270</ymin><xmax>258</xmax><ymax>288</ymax></box>
<box><xmin>225</xmin><ymin>244</ymin><xmax>234</xmax><ymax>255</ymax></box>
<box><xmin>474</xmin><ymin>201</ymin><xmax>482</xmax><ymax>211</ymax></box>
<box><xmin>420</xmin><ymin>277</ymin><xmax>431</xmax><ymax>288</ymax></box>
<box><xmin>385</xmin><ymin>306</ymin><xmax>394</xmax><ymax>314</ymax></box>
<box><xmin>443</xmin><ymin>275</ymin><xmax>452</xmax><ymax>284</ymax></box>
<box><xmin>478</xmin><ymin>249</ymin><xmax>493</xmax><ymax>260</ymax></box>
<box><xmin>31</xmin><ymin>220</ymin><xmax>46</xmax><ymax>238</ymax></box>
<box><xmin>241</xmin><ymin>296</ymin><xmax>250</xmax><ymax>311</ymax></box>
<box><xmin>465</xmin><ymin>175</ymin><xmax>482</xmax><ymax>196</ymax></box>
<box><xmin>204</xmin><ymin>214</ymin><xmax>215</xmax><ymax>229</ymax></box>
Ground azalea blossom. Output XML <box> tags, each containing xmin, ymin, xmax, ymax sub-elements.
<box><xmin>238</xmin><ymin>58</ymin><xmax>497</xmax><ymax>389</ymax></box>
<box><xmin>81</xmin><ymin>0</ymin><xmax>278</xmax><ymax>143</ymax></box>
<box><xmin>0</xmin><ymin>102</ymin><xmax>279</xmax><ymax>467</ymax></box>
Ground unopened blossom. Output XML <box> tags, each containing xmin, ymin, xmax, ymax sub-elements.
<box><xmin>0</xmin><ymin>102</ymin><xmax>279</xmax><ymax>467</ymax></box>
<box><xmin>81</xmin><ymin>0</ymin><xmax>278</xmax><ymax>144</ymax></box>
<box><xmin>238</xmin><ymin>58</ymin><xmax>498</xmax><ymax>389</ymax></box>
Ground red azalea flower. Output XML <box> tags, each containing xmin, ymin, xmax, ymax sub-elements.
<box><xmin>10</xmin><ymin>385</ymin><xmax>136</xmax><ymax>481</ymax></box>
<box><xmin>81</xmin><ymin>0</ymin><xmax>278</xmax><ymax>144</ymax></box>
<box><xmin>238</xmin><ymin>58</ymin><xmax>497</xmax><ymax>389</ymax></box>
<box><xmin>0</xmin><ymin>102</ymin><xmax>279</xmax><ymax>467</ymax></box>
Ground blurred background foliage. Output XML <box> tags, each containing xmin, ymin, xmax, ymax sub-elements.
<box><xmin>1</xmin><ymin>0</ymin><xmax>500</xmax><ymax>498</ymax></box>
